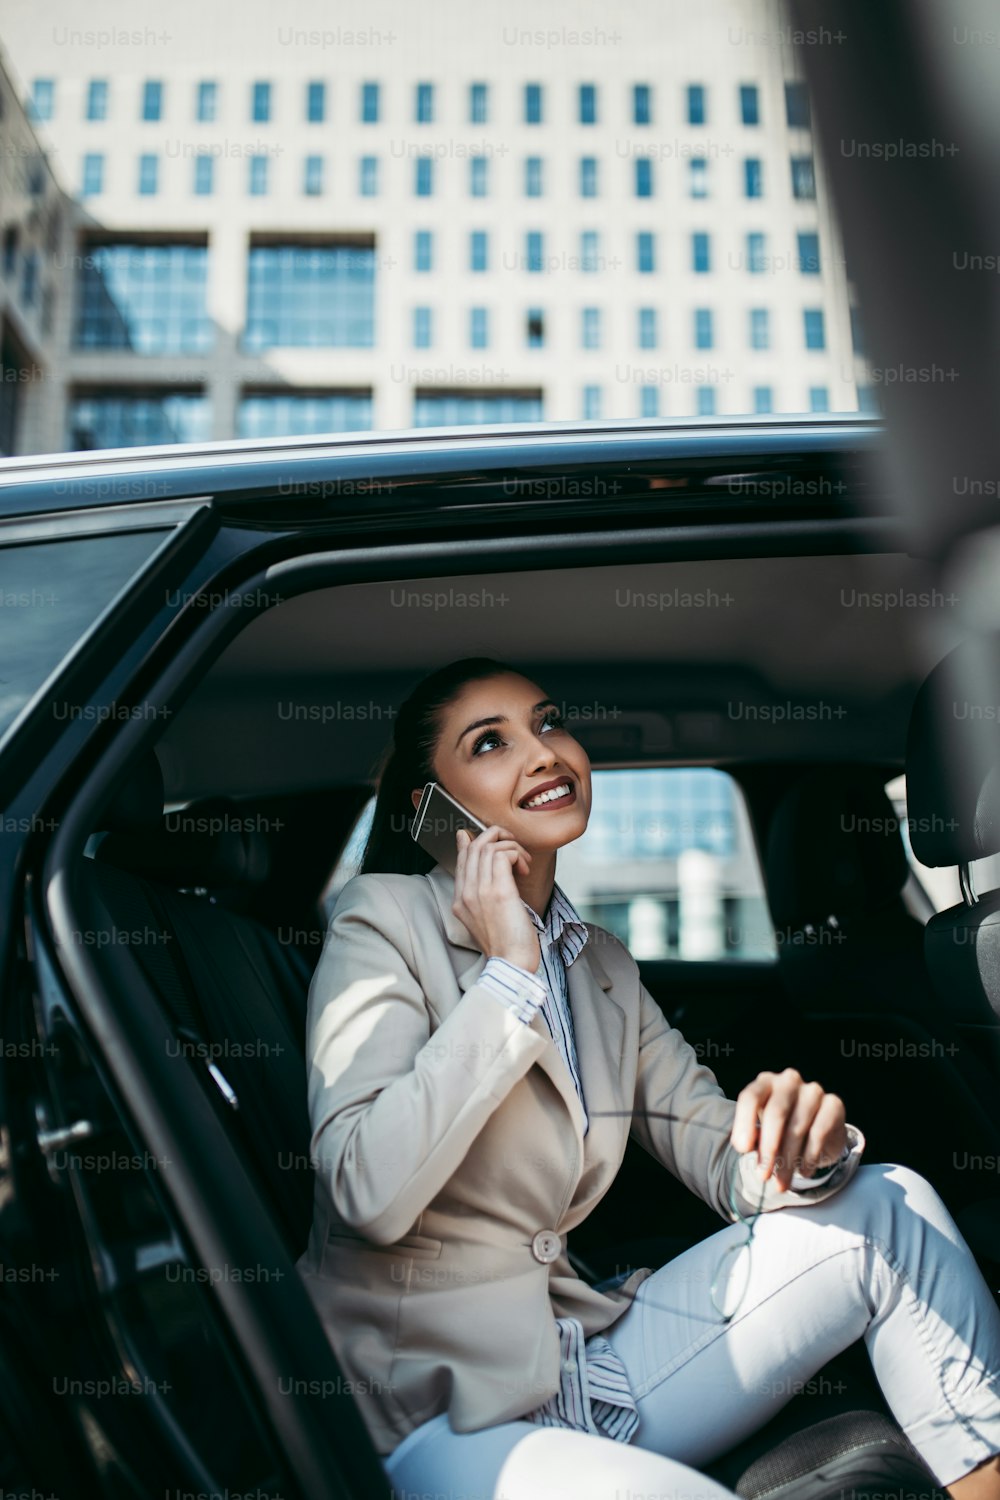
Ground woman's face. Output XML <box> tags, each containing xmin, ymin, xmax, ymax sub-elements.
<box><xmin>409</xmin><ymin>671</ymin><xmax>592</xmax><ymax>855</ymax></box>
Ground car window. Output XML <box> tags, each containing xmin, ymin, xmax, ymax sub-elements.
<box><xmin>324</xmin><ymin>767</ymin><xmax>777</xmax><ymax>961</ymax></box>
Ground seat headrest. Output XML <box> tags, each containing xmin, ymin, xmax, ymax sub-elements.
<box><xmin>95</xmin><ymin>796</ymin><xmax>271</xmax><ymax>889</ymax></box>
<box><xmin>905</xmin><ymin>635</ymin><xmax>1000</xmax><ymax>867</ymax></box>
<box><xmin>100</xmin><ymin>750</ymin><xmax>165</xmax><ymax>833</ymax></box>
<box><xmin>765</xmin><ymin>766</ymin><xmax>908</xmax><ymax>932</ymax></box>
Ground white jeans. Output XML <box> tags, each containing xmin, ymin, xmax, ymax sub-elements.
<box><xmin>383</xmin><ymin>1163</ymin><xmax>1000</xmax><ymax>1500</ymax></box>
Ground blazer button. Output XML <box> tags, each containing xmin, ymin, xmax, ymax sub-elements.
<box><xmin>531</xmin><ymin>1230</ymin><xmax>561</xmax><ymax>1264</ymax></box>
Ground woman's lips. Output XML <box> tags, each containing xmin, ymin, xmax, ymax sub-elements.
<box><xmin>520</xmin><ymin>785</ymin><xmax>577</xmax><ymax>812</ymax></box>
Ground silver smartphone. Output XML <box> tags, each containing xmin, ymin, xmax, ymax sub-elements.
<box><xmin>410</xmin><ymin>781</ymin><xmax>489</xmax><ymax>875</ymax></box>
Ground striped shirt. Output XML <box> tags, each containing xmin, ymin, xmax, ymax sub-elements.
<box><xmin>478</xmin><ymin>882</ymin><xmax>640</xmax><ymax>1445</ymax></box>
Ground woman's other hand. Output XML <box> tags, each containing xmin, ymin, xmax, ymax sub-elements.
<box><xmin>729</xmin><ymin>1068</ymin><xmax>848</xmax><ymax>1192</ymax></box>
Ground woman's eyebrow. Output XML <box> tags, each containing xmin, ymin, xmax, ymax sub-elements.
<box><xmin>455</xmin><ymin>699</ymin><xmax>557</xmax><ymax>749</ymax></box>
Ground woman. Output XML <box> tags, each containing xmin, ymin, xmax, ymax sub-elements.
<box><xmin>295</xmin><ymin>655</ymin><xmax>1000</xmax><ymax>1500</ymax></box>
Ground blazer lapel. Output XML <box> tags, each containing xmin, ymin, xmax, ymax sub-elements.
<box><xmin>422</xmin><ymin>863</ymin><xmax>627</xmax><ymax>1164</ymax></box>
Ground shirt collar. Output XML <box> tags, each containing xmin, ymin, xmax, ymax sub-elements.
<box><xmin>520</xmin><ymin>883</ymin><xmax>589</xmax><ymax>966</ymax></box>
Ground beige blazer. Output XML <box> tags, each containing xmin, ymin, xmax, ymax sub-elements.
<box><xmin>295</xmin><ymin>863</ymin><xmax>865</xmax><ymax>1458</ymax></box>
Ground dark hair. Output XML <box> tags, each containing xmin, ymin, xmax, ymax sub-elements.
<box><xmin>357</xmin><ymin>656</ymin><xmax>529</xmax><ymax>877</ymax></box>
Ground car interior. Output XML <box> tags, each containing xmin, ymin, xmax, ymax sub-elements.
<box><xmin>59</xmin><ymin>542</ymin><xmax>1000</xmax><ymax>1497</ymax></box>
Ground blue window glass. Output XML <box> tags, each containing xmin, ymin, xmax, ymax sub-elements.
<box><xmin>635</xmin><ymin>158</ymin><xmax>653</xmax><ymax>197</ymax></box>
<box><xmin>193</xmin><ymin>154</ymin><xmax>214</xmax><ymax>196</ymax></box>
<box><xmin>740</xmin><ymin>84</ymin><xmax>759</xmax><ymax>125</ymax></box>
<box><xmin>640</xmin><ymin>384</ymin><xmax>659</xmax><ymax>417</ymax></box>
<box><xmin>415</xmin><ymin>82</ymin><xmax>434</xmax><ymax>123</ymax></box>
<box><xmin>696</xmin><ymin>386</ymin><xmax>716</xmax><ymax>415</ymax></box>
<box><xmin>307</xmin><ymin>82</ymin><xmax>326</xmax><ymax>123</ymax></box>
<box><xmin>744</xmin><ymin>158</ymin><xmax>763</xmax><ymax>197</ymax></box>
<box><xmin>470</xmin><ymin>230</ymin><xmax>488</xmax><ymax>272</ymax></box>
<box><xmin>526</xmin><ymin>231</ymin><xmax>544</xmax><ymax>272</ymax></box>
<box><xmin>30</xmin><ymin>79</ymin><xmax>55</xmax><ymax>122</ymax></box>
<box><xmin>196</xmin><ymin>81</ymin><xmax>217</xmax><ymax>122</ymax></box>
<box><xmin>753</xmin><ymin>385</ymin><xmax>773</xmax><ymax>413</ymax></box>
<box><xmin>798</xmin><ymin>231</ymin><xmax>820</xmax><ymax>274</ymax></box>
<box><xmin>638</xmin><ymin>307</ymin><xmax>658</xmax><ymax>349</ymax></box>
<box><xmin>637</xmin><ymin>231</ymin><xmax>655</xmax><ymax>273</ymax></box>
<box><xmin>304</xmin><ymin>155</ymin><xmax>324</xmax><ymax>195</ymax></box>
<box><xmin>857</xmin><ymin>385</ymin><xmax>879</xmax><ymax>414</ymax></box>
<box><xmin>248</xmin><ymin>154</ymin><xmax>269</xmax><ymax>195</ymax></box>
<box><xmin>791</xmin><ymin>156</ymin><xmax>816</xmax><ymax>200</ymax></box>
<box><xmin>749</xmin><ymin>308</ymin><xmax>769</xmax><ymax>349</ymax></box>
<box><xmin>81</xmin><ymin>154</ymin><xmax>104</xmax><ymax>197</ymax></box>
<box><xmin>580</xmin><ymin>231</ymin><xmax>599</xmax><ymax>272</ymax></box>
<box><xmin>137</xmin><ymin>154</ymin><xmax>159</xmax><ymax>195</ymax></box>
<box><xmin>359</xmin><ymin>156</ymin><xmax>378</xmax><ymax>196</ymax></box>
<box><xmin>69</xmin><ymin>391</ymin><xmax>210</xmax><ymax>449</ymax></box>
<box><xmin>582</xmin><ymin>385</ymin><xmax>602</xmax><ymax>419</ymax></box>
<box><xmin>413</xmin><ymin>392</ymin><xmax>543</xmax><ymax>426</ymax></box>
<box><xmin>579</xmin><ymin>84</ymin><xmax>597</xmax><ymax>124</ymax></box>
<box><xmin>580</xmin><ymin>157</ymin><xmax>598</xmax><ymax>197</ymax></box>
<box><xmin>633</xmin><ymin>84</ymin><xmax>651</xmax><ymax>125</ymax></box>
<box><xmin>469</xmin><ymin>307</ymin><xmax>489</xmax><ymax>348</ymax></box>
<box><xmin>469</xmin><ymin>82</ymin><xmax>488</xmax><ymax>124</ymax></box>
<box><xmin>785</xmin><ymin>82</ymin><xmax>811</xmax><ymax>128</ymax></box>
<box><xmin>361</xmin><ymin>81</ymin><xmax>379</xmax><ymax>123</ymax></box>
<box><xmin>687</xmin><ymin>84</ymin><xmax>706</xmax><ymax>124</ymax></box>
<box><xmin>237</xmin><ymin>392</ymin><xmax>372</xmax><ymax>438</ymax></box>
<box><xmin>809</xmin><ymin>385</ymin><xmax>829</xmax><ymax>411</ymax></box>
<box><xmin>526</xmin><ymin>308</ymin><xmax>545</xmax><ymax>347</ymax></box>
<box><xmin>252</xmin><ymin>81</ymin><xmax>271</xmax><ymax>122</ymax></box>
<box><xmin>694</xmin><ymin>308</ymin><xmax>713</xmax><ymax>349</ymax></box>
<box><xmin>142</xmin><ymin>81</ymin><xmax>162</xmax><ymax>122</ymax></box>
<box><xmin>415</xmin><ymin>157</ymin><xmax>434</xmax><ymax>195</ymax></box>
<box><xmin>747</xmin><ymin>232</ymin><xmax>766</xmax><ymax>273</ymax></box>
<box><xmin>245</xmin><ymin>243</ymin><xmax>375</xmax><ymax>349</ymax></box>
<box><xmin>414</xmin><ymin>230</ymin><xmax>433</xmax><ymax>272</ymax></box>
<box><xmin>692</xmin><ymin>231</ymin><xmax>710</xmax><ymax>272</ymax></box>
<box><xmin>803</xmin><ymin>308</ymin><xmax>826</xmax><ymax>349</ymax></box>
<box><xmin>524</xmin><ymin>83</ymin><xmax>543</xmax><ymax>124</ymax></box>
<box><xmin>75</xmin><ymin>243</ymin><xmax>212</xmax><ymax>354</ymax></box>
<box><xmin>469</xmin><ymin>156</ymin><xmax>489</xmax><ymax>196</ymax></box>
<box><xmin>581</xmin><ymin>307</ymin><xmax>601</xmax><ymax>349</ymax></box>
<box><xmin>86</xmin><ymin>80</ymin><xmax>108</xmax><ymax>121</ymax></box>
<box><xmin>524</xmin><ymin>156</ymin><xmax>543</xmax><ymax>196</ymax></box>
<box><xmin>689</xmin><ymin>158</ymin><xmax>709</xmax><ymax>197</ymax></box>
<box><xmin>413</xmin><ymin>306</ymin><xmax>432</xmax><ymax>348</ymax></box>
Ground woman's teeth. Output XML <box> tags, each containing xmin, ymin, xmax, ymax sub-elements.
<box><xmin>523</xmin><ymin>783</ymin><xmax>573</xmax><ymax>808</ymax></box>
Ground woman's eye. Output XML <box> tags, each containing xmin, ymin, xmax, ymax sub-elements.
<box><xmin>541</xmin><ymin>712</ymin><xmax>564</xmax><ymax>732</ymax></box>
<box><xmin>472</xmin><ymin>730</ymin><xmax>502</xmax><ymax>755</ymax></box>
<box><xmin>472</xmin><ymin>712</ymin><xmax>563</xmax><ymax>756</ymax></box>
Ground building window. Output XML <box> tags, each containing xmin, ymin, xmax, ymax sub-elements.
<box><xmin>245</xmin><ymin>243</ymin><xmax>375</xmax><ymax>349</ymax></box>
<box><xmin>743</xmin><ymin>158</ymin><xmax>763</xmax><ymax>198</ymax></box>
<box><xmin>579</xmin><ymin>84</ymin><xmax>597</xmax><ymax>124</ymax></box>
<box><xmin>635</xmin><ymin>158</ymin><xmax>653</xmax><ymax>197</ymax></box>
<box><xmin>581</xmin><ymin>307</ymin><xmax>601</xmax><ymax>349</ymax></box>
<box><xmin>306</xmin><ymin>81</ymin><xmax>326</xmax><ymax>123</ymax></box>
<box><xmin>248</xmin><ymin>154</ymin><xmax>269</xmax><ymax>195</ymax></box>
<box><xmin>785</xmin><ymin>82</ymin><xmax>811</xmax><ymax>128</ymax></box>
<box><xmin>692</xmin><ymin>231</ymin><xmax>711</xmax><ymax>272</ymax></box>
<box><xmin>633</xmin><ymin>84</ymin><xmax>651</xmax><ymax>126</ymax></box>
<box><xmin>696</xmin><ymin>385</ymin><xmax>716</xmax><ymax>416</ymax></box>
<box><xmin>640</xmin><ymin>384</ymin><xmax>659</xmax><ymax>417</ymax></box>
<box><xmin>361</xmin><ymin>81</ymin><xmax>380</xmax><ymax>123</ymax></box>
<box><xmin>30</xmin><ymin>79</ymin><xmax>55</xmax><ymax>122</ymax></box>
<box><xmin>809</xmin><ymin>385</ymin><xmax>829</xmax><ymax>411</ymax></box>
<box><xmin>137</xmin><ymin>154</ymin><xmax>159</xmax><ymax>195</ymax></box>
<box><xmin>526</xmin><ymin>231</ymin><xmax>544</xmax><ymax>272</ymax></box>
<box><xmin>81</xmin><ymin>154</ymin><xmax>104</xmax><ymax>197</ymax></box>
<box><xmin>740</xmin><ymin>84</ymin><xmax>759</xmax><ymax>126</ymax></box>
<box><xmin>638</xmin><ymin>307</ymin><xmax>658</xmax><ymax>349</ymax></box>
<box><xmin>193</xmin><ymin>154</ymin><xmax>214</xmax><ymax>195</ymax></box>
<box><xmin>637</xmin><ymin>231</ymin><xmax>656</xmax><ymax>273</ymax></box>
<box><xmin>69</xmin><ymin>391</ymin><xmax>210</xmax><ymax>450</ymax></box>
<box><xmin>798</xmin><ymin>231</ymin><xmax>821</xmax><ymax>274</ymax></box>
<box><xmin>86</xmin><ymin>80</ymin><xmax>108</xmax><ymax>121</ymax></box>
<box><xmin>359</xmin><ymin>155</ymin><xmax>378</xmax><ymax>196</ymax></box>
<box><xmin>803</xmin><ymin>308</ymin><xmax>826</xmax><ymax>350</ymax></box>
<box><xmin>524</xmin><ymin>156</ymin><xmax>543</xmax><ymax>196</ymax></box>
<box><xmin>237</xmin><ymin>392</ymin><xmax>372</xmax><ymax>438</ymax></box>
<box><xmin>414</xmin><ymin>391</ymin><xmax>543</xmax><ymax>427</ymax></box>
<box><xmin>469</xmin><ymin>307</ymin><xmax>489</xmax><ymax>349</ymax></box>
<box><xmin>850</xmin><ymin>306</ymin><xmax>865</xmax><ymax>355</ymax></box>
<box><xmin>252</xmin><ymin>81</ymin><xmax>271</xmax><ymax>123</ymax></box>
<box><xmin>749</xmin><ymin>308</ymin><xmax>770</xmax><ymax>350</ymax></box>
<box><xmin>414</xmin><ymin>229</ymin><xmax>433</xmax><ymax>272</ymax></box>
<box><xmin>469</xmin><ymin>230</ymin><xmax>489</xmax><ymax>272</ymax></box>
<box><xmin>304</xmin><ymin>155</ymin><xmax>324</xmax><ymax>195</ymax></box>
<box><xmin>524</xmin><ymin>83</ymin><xmax>543</xmax><ymax>124</ymax></box>
<box><xmin>142</xmin><ymin>80</ymin><xmax>163</xmax><ymax>122</ymax></box>
<box><xmin>582</xmin><ymin>385</ymin><xmax>602</xmax><ymax>419</ymax></box>
<box><xmin>694</xmin><ymin>307</ymin><xmax>714</xmax><ymax>350</ymax></box>
<box><xmin>75</xmin><ymin>242</ymin><xmax>212</xmax><ymax>353</ymax></box>
<box><xmin>469</xmin><ymin>82</ymin><xmax>489</xmax><ymax>124</ymax></box>
<box><xmin>415</xmin><ymin>82</ymin><xmax>434</xmax><ymax>123</ymax></box>
<box><xmin>857</xmin><ymin>385</ymin><xmax>879</xmax><ymax>414</ymax></box>
<box><xmin>526</xmin><ymin>307</ymin><xmax>545</xmax><ymax>347</ymax></box>
<box><xmin>196</xmin><ymin>81</ymin><xmax>217</xmax><ymax>122</ymax></box>
<box><xmin>753</xmin><ymin>385</ymin><xmax>773</xmax><ymax>413</ymax></box>
<box><xmin>688</xmin><ymin>158</ymin><xmax>709</xmax><ymax>197</ymax></box>
<box><xmin>469</xmin><ymin>156</ymin><xmax>489</xmax><ymax>196</ymax></box>
<box><xmin>580</xmin><ymin>231</ymin><xmax>600</xmax><ymax>273</ymax></box>
<box><xmin>791</xmin><ymin>156</ymin><xmax>816</xmax><ymax>200</ymax></box>
<box><xmin>747</xmin><ymin>231</ymin><xmax>767</xmax><ymax>273</ymax></box>
<box><xmin>413</xmin><ymin>306</ymin><xmax>432</xmax><ymax>348</ymax></box>
<box><xmin>687</xmin><ymin>84</ymin><xmax>706</xmax><ymax>125</ymax></box>
<box><xmin>580</xmin><ymin>157</ymin><xmax>598</xmax><ymax>197</ymax></box>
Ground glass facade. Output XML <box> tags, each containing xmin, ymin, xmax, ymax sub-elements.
<box><xmin>244</xmin><ymin>244</ymin><xmax>375</xmax><ymax>349</ymax></box>
<box><xmin>237</xmin><ymin>392</ymin><xmax>372</xmax><ymax>438</ymax></box>
<box><xmin>69</xmin><ymin>391</ymin><xmax>210</xmax><ymax>449</ymax></box>
<box><xmin>75</xmin><ymin>243</ymin><xmax>212</xmax><ymax>354</ymax></box>
<box><xmin>413</xmin><ymin>392</ymin><xmax>543</xmax><ymax>426</ymax></box>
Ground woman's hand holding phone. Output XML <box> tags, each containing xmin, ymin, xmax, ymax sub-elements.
<box><xmin>451</xmin><ymin>826</ymin><xmax>541</xmax><ymax>975</ymax></box>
